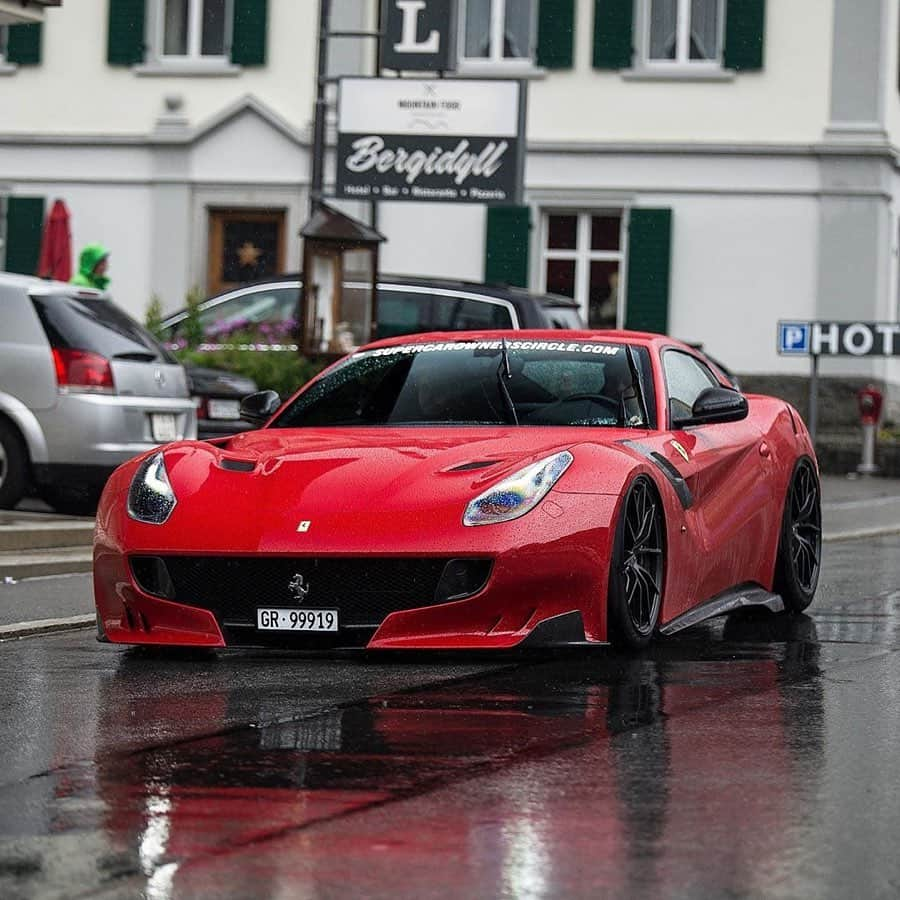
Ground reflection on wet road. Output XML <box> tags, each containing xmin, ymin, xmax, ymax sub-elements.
<box><xmin>2</xmin><ymin>537</ymin><xmax>900</xmax><ymax>899</ymax></box>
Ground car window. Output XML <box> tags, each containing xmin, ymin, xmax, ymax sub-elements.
<box><xmin>164</xmin><ymin>287</ymin><xmax>298</xmax><ymax>340</ymax></box>
<box><xmin>31</xmin><ymin>293</ymin><xmax>172</xmax><ymax>362</ymax></box>
<box><xmin>271</xmin><ymin>340</ymin><xmax>650</xmax><ymax>429</ymax></box>
<box><xmin>664</xmin><ymin>350</ymin><xmax>719</xmax><ymax>423</ymax></box>
<box><xmin>376</xmin><ymin>290</ymin><xmax>428</xmax><ymax>339</ymax></box>
<box><xmin>542</xmin><ymin>306</ymin><xmax>583</xmax><ymax>329</ymax></box>
<box><xmin>428</xmin><ymin>293</ymin><xmax>514</xmax><ymax>331</ymax></box>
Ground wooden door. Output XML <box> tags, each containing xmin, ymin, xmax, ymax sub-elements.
<box><xmin>207</xmin><ymin>209</ymin><xmax>286</xmax><ymax>295</ymax></box>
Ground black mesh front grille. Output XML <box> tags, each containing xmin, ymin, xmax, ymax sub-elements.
<box><xmin>152</xmin><ymin>556</ymin><xmax>454</xmax><ymax>628</ymax></box>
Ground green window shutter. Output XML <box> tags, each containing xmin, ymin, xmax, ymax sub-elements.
<box><xmin>625</xmin><ymin>208</ymin><xmax>672</xmax><ymax>335</ymax></box>
<box><xmin>6</xmin><ymin>24</ymin><xmax>42</xmax><ymax>65</ymax></box>
<box><xmin>592</xmin><ymin>0</ymin><xmax>633</xmax><ymax>70</ymax></box>
<box><xmin>536</xmin><ymin>0</ymin><xmax>576</xmax><ymax>69</ymax></box>
<box><xmin>231</xmin><ymin>0</ymin><xmax>268</xmax><ymax>66</ymax></box>
<box><xmin>107</xmin><ymin>0</ymin><xmax>146</xmax><ymax>66</ymax></box>
<box><xmin>723</xmin><ymin>0</ymin><xmax>766</xmax><ymax>71</ymax></box>
<box><xmin>485</xmin><ymin>206</ymin><xmax>531</xmax><ymax>288</ymax></box>
<box><xmin>5</xmin><ymin>197</ymin><xmax>45</xmax><ymax>276</ymax></box>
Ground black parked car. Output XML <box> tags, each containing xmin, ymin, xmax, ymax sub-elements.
<box><xmin>184</xmin><ymin>365</ymin><xmax>258</xmax><ymax>440</ymax></box>
<box><xmin>158</xmin><ymin>274</ymin><xmax>586</xmax><ymax>348</ymax></box>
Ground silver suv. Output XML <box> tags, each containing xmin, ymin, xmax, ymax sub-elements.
<box><xmin>0</xmin><ymin>273</ymin><xmax>197</xmax><ymax>515</ymax></box>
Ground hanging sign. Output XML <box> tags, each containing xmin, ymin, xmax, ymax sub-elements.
<box><xmin>336</xmin><ymin>77</ymin><xmax>526</xmax><ymax>205</ymax></box>
<box><xmin>381</xmin><ymin>0</ymin><xmax>456</xmax><ymax>72</ymax></box>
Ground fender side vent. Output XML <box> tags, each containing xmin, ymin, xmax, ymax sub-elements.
<box><xmin>220</xmin><ymin>458</ymin><xmax>256</xmax><ymax>472</ymax></box>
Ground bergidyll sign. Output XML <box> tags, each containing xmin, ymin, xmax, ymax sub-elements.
<box><xmin>336</xmin><ymin>78</ymin><xmax>525</xmax><ymax>205</ymax></box>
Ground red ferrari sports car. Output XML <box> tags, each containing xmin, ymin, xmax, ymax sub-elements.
<box><xmin>93</xmin><ymin>330</ymin><xmax>821</xmax><ymax>651</ymax></box>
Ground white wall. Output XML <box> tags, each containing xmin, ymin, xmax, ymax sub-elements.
<box><xmin>529</xmin><ymin>0</ymin><xmax>834</xmax><ymax>144</ymax></box>
<box><xmin>659</xmin><ymin>194</ymin><xmax>820</xmax><ymax>374</ymax></box>
<box><xmin>379</xmin><ymin>202</ymin><xmax>486</xmax><ymax>281</ymax></box>
<box><xmin>0</xmin><ymin>0</ymin><xmax>318</xmax><ymax>134</ymax></box>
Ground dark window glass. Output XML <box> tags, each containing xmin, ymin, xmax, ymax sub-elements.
<box><xmin>272</xmin><ymin>343</ymin><xmax>652</xmax><ymax>429</ymax></box>
<box><xmin>664</xmin><ymin>350</ymin><xmax>719</xmax><ymax>422</ymax></box>
<box><xmin>547</xmin><ymin>215</ymin><xmax>578</xmax><ymax>250</ymax></box>
<box><xmin>201</xmin><ymin>0</ymin><xmax>227</xmax><ymax>55</ymax></box>
<box><xmin>430</xmin><ymin>294</ymin><xmax>514</xmax><ymax>330</ymax></box>
<box><xmin>543</xmin><ymin>306</ymin><xmax>583</xmax><ymax>329</ymax></box>
<box><xmin>545</xmin><ymin>259</ymin><xmax>576</xmax><ymax>298</ymax></box>
<box><xmin>376</xmin><ymin>290</ymin><xmax>429</xmax><ymax>338</ymax></box>
<box><xmin>590</xmin><ymin>215</ymin><xmax>621</xmax><ymax>251</ymax></box>
<box><xmin>32</xmin><ymin>293</ymin><xmax>172</xmax><ymax>362</ymax></box>
<box><xmin>588</xmin><ymin>260</ymin><xmax>620</xmax><ymax>328</ymax></box>
<box><xmin>222</xmin><ymin>220</ymin><xmax>280</xmax><ymax>284</ymax></box>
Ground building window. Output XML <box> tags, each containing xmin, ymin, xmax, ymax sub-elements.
<box><xmin>0</xmin><ymin>27</ymin><xmax>7</xmax><ymax>63</ymax></box>
<box><xmin>645</xmin><ymin>0</ymin><xmax>723</xmax><ymax>65</ymax></box>
<box><xmin>461</xmin><ymin>0</ymin><xmax>534</xmax><ymax>65</ymax></box>
<box><xmin>160</xmin><ymin>0</ymin><xmax>231</xmax><ymax>60</ymax></box>
<box><xmin>540</xmin><ymin>212</ymin><xmax>624</xmax><ymax>329</ymax></box>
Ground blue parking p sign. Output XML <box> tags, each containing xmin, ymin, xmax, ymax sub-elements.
<box><xmin>778</xmin><ymin>322</ymin><xmax>810</xmax><ymax>354</ymax></box>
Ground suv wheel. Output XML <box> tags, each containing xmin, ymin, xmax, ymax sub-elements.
<box><xmin>0</xmin><ymin>420</ymin><xmax>28</xmax><ymax>509</ymax></box>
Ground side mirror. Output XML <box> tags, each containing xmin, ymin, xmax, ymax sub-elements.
<box><xmin>674</xmin><ymin>387</ymin><xmax>748</xmax><ymax>428</ymax></box>
<box><xmin>240</xmin><ymin>390</ymin><xmax>281</xmax><ymax>427</ymax></box>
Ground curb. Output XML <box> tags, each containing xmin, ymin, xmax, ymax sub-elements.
<box><xmin>0</xmin><ymin>614</ymin><xmax>95</xmax><ymax>640</ymax></box>
<box><xmin>824</xmin><ymin>526</ymin><xmax>900</xmax><ymax>543</ymax></box>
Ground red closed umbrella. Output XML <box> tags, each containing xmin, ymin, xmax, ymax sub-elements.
<box><xmin>37</xmin><ymin>199</ymin><xmax>72</xmax><ymax>282</ymax></box>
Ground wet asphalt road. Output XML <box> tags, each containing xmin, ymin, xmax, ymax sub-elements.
<box><xmin>1</xmin><ymin>537</ymin><xmax>899</xmax><ymax>899</ymax></box>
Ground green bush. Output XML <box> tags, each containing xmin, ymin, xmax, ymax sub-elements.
<box><xmin>177</xmin><ymin>344</ymin><xmax>326</xmax><ymax>398</ymax></box>
<box><xmin>145</xmin><ymin>294</ymin><xmax>165</xmax><ymax>340</ymax></box>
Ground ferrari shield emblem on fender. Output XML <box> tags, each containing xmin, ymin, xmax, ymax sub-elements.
<box><xmin>289</xmin><ymin>574</ymin><xmax>310</xmax><ymax>603</ymax></box>
<box><xmin>670</xmin><ymin>440</ymin><xmax>690</xmax><ymax>463</ymax></box>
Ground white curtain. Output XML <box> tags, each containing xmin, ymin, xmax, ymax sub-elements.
<box><xmin>690</xmin><ymin>0</ymin><xmax>720</xmax><ymax>60</ymax></box>
<box><xmin>465</xmin><ymin>0</ymin><xmax>492</xmax><ymax>58</ymax></box>
<box><xmin>649</xmin><ymin>0</ymin><xmax>678</xmax><ymax>59</ymax></box>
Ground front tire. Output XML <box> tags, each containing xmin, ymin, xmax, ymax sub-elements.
<box><xmin>608</xmin><ymin>476</ymin><xmax>666</xmax><ymax>650</ymax></box>
<box><xmin>0</xmin><ymin>419</ymin><xmax>28</xmax><ymax>510</ymax></box>
<box><xmin>774</xmin><ymin>457</ymin><xmax>821</xmax><ymax>613</ymax></box>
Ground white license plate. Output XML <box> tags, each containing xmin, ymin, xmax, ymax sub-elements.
<box><xmin>257</xmin><ymin>608</ymin><xmax>339</xmax><ymax>632</ymax></box>
<box><xmin>207</xmin><ymin>399</ymin><xmax>241</xmax><ymax>420</ymax></box>
<box><xmin>151</xmin><ymin>413</ymin><xmax>178</xmax><ymax>443</ymax></box>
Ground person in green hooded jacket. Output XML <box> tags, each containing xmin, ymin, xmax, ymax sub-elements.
<box><xmin>71</xmin><ymin>243</ymin><xmax>110</xmax><ymax>291</ymax></box>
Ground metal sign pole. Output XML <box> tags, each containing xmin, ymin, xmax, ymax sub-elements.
<box><xmin>309</xmin><ymin>0</ymin><xmax>331</xmax><ymax>214</ymax></box>
<box><xmin>809</xmin><ymin>353</ymin><xmax>819</xmax><ymax>445</ymax></box>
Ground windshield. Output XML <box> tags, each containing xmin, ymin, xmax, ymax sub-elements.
<box><xmin>271</xmin><ymin>339</ymin><xmax>655</xmax><ymax>429</ymax></box>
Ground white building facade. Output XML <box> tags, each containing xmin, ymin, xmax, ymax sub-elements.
<box><xmin>2</xmin><ymin>0</ymin><xmax>900</xmax><ymax>383</ymax></box>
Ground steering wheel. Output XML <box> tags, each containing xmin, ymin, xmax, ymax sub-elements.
<box><xmin>540</xmin><ymin>392</ymin><xmax>621</xmax><ymax>422</ymax></box>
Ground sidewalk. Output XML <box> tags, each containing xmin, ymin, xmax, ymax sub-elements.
<box><xmin>820</xmin><ymin>474</ymin><xmax>900</xmax><ymax>541</ymax></box>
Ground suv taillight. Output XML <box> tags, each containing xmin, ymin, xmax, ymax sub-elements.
<box><xmin>52</xmin><ymin>348</ymin><xmax>115</xmax><ymax>393</ymax></box>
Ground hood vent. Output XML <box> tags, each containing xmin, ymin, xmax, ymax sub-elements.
<box><xmin>447</xmin><ymin>460</ymin><xmax>501</xmax><ymax>472</ymax></box>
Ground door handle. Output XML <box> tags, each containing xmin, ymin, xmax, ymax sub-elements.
<box><xmin>759</xmin><ymin>441</ymin><xmax>771</xmax><ymax>459</ymax></box>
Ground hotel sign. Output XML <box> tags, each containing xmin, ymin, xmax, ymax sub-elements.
<box><xmin>778</xmin><ymin>321</ymin><xmax>900</xmax><ymax>356</ymax></box>
<box><xmin>335</xmin><ymin>78</ymin><xmax>526</xmax><ymax>205</ymax></box>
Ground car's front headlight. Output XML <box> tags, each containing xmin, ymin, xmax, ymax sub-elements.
<box><xmin>463</xmin><ymin>451</ymin><xmax>573</xmax><ymax>527</ymax></box>
<box><xmin>127</xmin><ymin>452</ymin><xmax>177</xmax><ymax>524</ymax></box>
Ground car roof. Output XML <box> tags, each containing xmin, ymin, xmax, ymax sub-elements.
<box><xmin>199</xmin><ymin>273</ymin><xmax>581</xmax><ymax>309</ymax></box>
<box><xmin>358</xmin><ymin>328</ymin><xmax>683</xmax><ymax>352</ymax></box>
<box><xmin>0</xmin><ymin>271</ymin><xmax>106</xmax><ymax>298</ymax></box>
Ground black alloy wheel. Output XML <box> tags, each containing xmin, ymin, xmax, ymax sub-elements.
<box><xmin>775</xmin><ymin>458</ymin><xmax>822</xmax><ymax>613</ymax></box>
<box><xmin>608</xmin><ymin>476</ymin><xmax>666</xmax><ymax>650</ymax></box>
